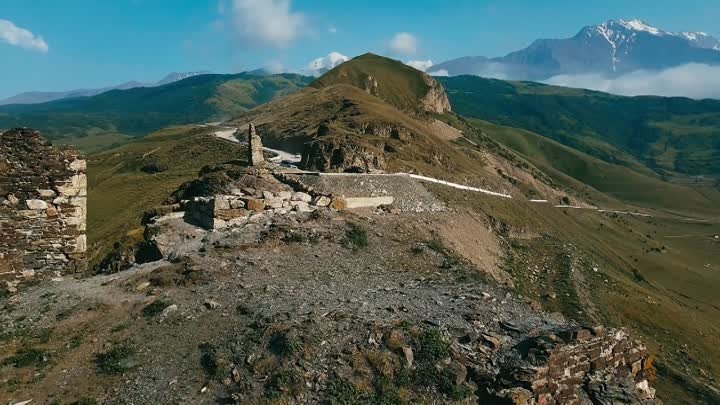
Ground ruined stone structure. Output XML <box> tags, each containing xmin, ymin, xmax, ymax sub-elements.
<box><xmin>248</xmin><ymin>123</ymin><xmax>264</xmax><ymax>166</ymax></box>
<box><xmin>0</xmin><ymin>128</ymin><xmax>87</xmax><ymax>277</ymax></box>
<box><xmin>487</xmin><ymin>327</ymin><xmax>658</xmax><ymax>405</ymax></box>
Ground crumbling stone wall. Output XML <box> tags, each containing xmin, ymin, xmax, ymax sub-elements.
<box><xmin>0</xmin><ymin>128</ymin><xmax>87</xmax><ymax>277</ymax></box>
<box><xmin>487</xmin><ymin>327</ymin><xmax>657</xmax><ymax>405</ymax></box>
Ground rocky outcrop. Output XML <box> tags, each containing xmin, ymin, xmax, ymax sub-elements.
<box><xmin>420</xmin><ymin>73</ymin><xmax>452</xmax><ymax>113</ymax></box>
<box><xmin>364</xmin><ymin>74</ymin><xmax>380</xmax><ymax>96</ymax></box>
<box><xmin>0</xmin><ymin>128</ymin><xmax>86</xmax><ymax>279</ymax></box>
<box><xmin>302</xmin><ymin>137</ymin><xmax>386</xmax><ymax>173</ymax></box>
<box><xmin>356</xmin><ymin>121</ymin><xmax>412</xmax><ymax>140</ymax></box>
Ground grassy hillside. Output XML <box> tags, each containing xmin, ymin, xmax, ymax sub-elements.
<box><xmin>311</xmin><ymin>53</ymin><xmax>432</xmax><ymax>112</ymax></box>
<box><xmin>0</xmin><ymin>73</ymin><xmax>312</xmax><ymax>153</ymax></box>
<box><xmin>440</xmin><ymin>75</ymin><xmax>720</xmax><ymax>176</ymax></box>
<box><xmin>471</xmin><ymin>118</ymin><xmax>720</xmax><ymax>218</ymax></box>
<box><xmin>432</xmin><ymin>186</ymin><xmax>720</xmax><ymax>404</ymax></box>
<box><xmin>87</xmin><ymin>125</ymin><xmax>244</xmax><ymax>267</ymax></box>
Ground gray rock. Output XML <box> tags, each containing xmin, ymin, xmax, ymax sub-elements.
<box><xmin>312</xmin><ymin>195</ymin><xmax>331</xmax><ymax>207</ymax></box>
<box><xmin>290</xmin><ymin>201</ymin><xmax>313</xmax><ymax>212</ymax></box>
<box><xmin>248</xmin><ymin>123</ymin><xmax>264</xmax><ymax>166</ymax></box>
<box><xmin>26</xmin><ymin>199</ymin><xmax>48</xmax><ymax>210</ymax></box>
<box><xmin>292</xmin><ymin>192</ymin><xmax>312</xmax><ymax>203</ymax></box>
<box><xmin>204</xmin><ymin>299</ymin><xmax>221</xmax><ymax>310</ymax></box>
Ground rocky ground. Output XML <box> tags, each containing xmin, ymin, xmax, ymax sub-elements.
<box><xmin>1</xmin><ymin>168</ymin><xmax>660</xmax><ymax>405</ymax></box>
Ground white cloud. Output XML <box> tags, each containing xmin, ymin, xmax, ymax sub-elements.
<box><xmin>406</xmin><ymin>60</ymin><xmax>433</xmax><ymax>71</ymax></box>
<box><xmin>0</xmin><ymin>19</ymin><xmax>48</xmax><ymax>53</ymax></box>
<box><xmin>328</xmin><ymin>26</ymin><xmax>337</xmax><ymax>34</ymax></box>
<box><xmin>306</xmin><ymin>51</ymin><xmax>349</xmax><ymax>76</ymax></box>
<box><xmin>389</xmin><ymin>32</ymin><xmax>417</xmax><ymax>56</ymax></box>
<box><xmin>545</xmin><ymin>64</ymin><xmax>720</xmax><ymax>99</ymax></box>
<box><xmin>263</xmin><ymin>60</ymin><xmax>287</xmax><ymax>74</ymax></box>
<box><xmin>430</xmin><ymin>69</ymin><xmax>449</xmax><ymax>77</ymax></box>
<box><xmin>228</xmin><ymin>0</ymin><xmax>305</xmax><ymax>48</ymax></box>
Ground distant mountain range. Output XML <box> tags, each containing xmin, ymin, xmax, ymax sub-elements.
<box><xmin>0</xmin><ymin>52</ymin><xmax>353</xmax><ymax>106</ymax></box>
<box><xmin>0</xmin><ymin>71</ymin><xmax>211</xmax><ymax>106</ymax></box>
<box><xmin>429</xmin><ymin>19</ymin><xmax>720</xmax><ymax>80</ymax></box>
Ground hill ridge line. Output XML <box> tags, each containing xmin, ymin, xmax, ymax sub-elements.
<box><xmin>212</xmin><ymin>127</ymin><xmax>661</xmax><ymax>218</ymax></box>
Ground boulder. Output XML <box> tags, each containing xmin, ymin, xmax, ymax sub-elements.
<box><xmin>312</xmin><ymin>195</ymin><xmax>331</xmax><ymax>207</ymax></box>
<box><xmin>229</xmin><ymin>199</ymin><xmax>246</xmax><ymax>209</ymax></box>
<box><xmin>292</xmin><ymin>192</ymin><xmax>312</xmax><ymax>203</ymax></box>
<box><xmin>290</xmin><ymin>201</ymin><xmax>313</xmax><ymax>212</ymax></box>
<box><xmin>241</xmin><ymin>198</ymin><xmax>265</xmax><ymax>212</ymax></box>
<box><xmin>26</xmin><ymin>199</ymin><xmax>48</xmax><ymax>210</ymax></box>
<box><xmin>265</xmin><ymin>197</ymin><xmax>284</xmax><ymax>209</ymax></box>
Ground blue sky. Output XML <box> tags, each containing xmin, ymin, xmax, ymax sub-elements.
<box><xmin>1</xmin><ymin>0</ymin><xmax>719</xmax><ymax>98</ymax></box>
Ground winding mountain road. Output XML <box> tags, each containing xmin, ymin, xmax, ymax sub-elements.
<box><xmin>212</xmin><ymin>127</ymin><xmax>655</xmax><ymax>218</ymax></box>
<box><xmin>214</xmin><ymin>128</ymin><xmax>301</xmax><ymax>163</ymax></box>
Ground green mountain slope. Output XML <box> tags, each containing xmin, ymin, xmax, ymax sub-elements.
<box><xmin>87</xmin><ymin>125</ymin><xmax>244</xmax><ymax>267</ymax></box>
<box><xmin>0</xmin><ymin>73</ymin><xmax>313</xmax><ymax>153</ymax></box>
<box><xmin>439</xmin><ymin>76</ymin><xmax>720</xmax><ymax>176</ymax></box>
<box><xmin>470</xmin><ymin>118</ymin><xmax>720</xmax><ymax>218</ymax></box>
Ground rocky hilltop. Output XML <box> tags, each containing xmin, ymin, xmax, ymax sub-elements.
<box><xmin>3</xmin><ymin>55</ymin><xmax>715</xmax><ymax>404</ymax></box>
<box><xmin>0</xmin><ymin>122</ymin><xmax>663</xmax><ymax>404</ymax></box>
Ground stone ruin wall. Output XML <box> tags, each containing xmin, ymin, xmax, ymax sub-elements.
<box><xmin>490</xmin><ymin>327</ymin><xmax>657</xmax><ymax>405</ymax></box>
<box><xmin>0</xmin><ymin>128</ymin><xmax>87</xmax><ymax>280</ymax></box>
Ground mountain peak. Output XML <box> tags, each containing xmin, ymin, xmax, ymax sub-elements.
<box><xmin>311</xmin><ymin>53</ymin><xmax>451</xmax><ymax>113</ymax></box>
<box><xmin>610</xmin><ymin>19</ymin><xmax>663</xmax><ymax>35</ymax></box>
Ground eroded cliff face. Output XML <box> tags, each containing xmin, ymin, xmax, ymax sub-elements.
<box><xmin>302</xmin><ymin>138</ymin><xmax>387</xmax><ymax>173</ymax></box>
<box><xmin>0</xmin><ymin>128</ymin><xmax>87</xmax><ymax>281</ymax></box>
<box><xmin>420</xmin><ymin>73</ymin><xmax>452</xmax><ymax>114</ymax></box>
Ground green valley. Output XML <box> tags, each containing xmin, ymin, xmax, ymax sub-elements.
<box><xmin>0</xmin><ymin>73</ymin><xmax>312</xmax><ymax>153</ymax></box>
<box><xmin>440</xmin><ymin>76</ymin><xmax>720</xmax><ymax>176</ymax></box>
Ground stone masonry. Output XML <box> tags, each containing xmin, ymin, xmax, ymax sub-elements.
<box><xmin>248</xmin><ymin>123</ymin><xmax>264</xmax><ymax>166</ymax></box>
<box><xmin>487</xmin><ymin>327</ymin><xmax>658</xmax><ymax>405</ymax></box>
<box><xmin>0</xmin><ymin>128</ymin><xmax>87</xmax><ymax>278</ymax></box>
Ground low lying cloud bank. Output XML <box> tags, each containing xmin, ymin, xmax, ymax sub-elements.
<box><xmin>545</xmin><ymin>64</ymin><xmax>720</xmax><ymax>99</ymax></box>
<box><xmin>406</xmin><ymin>59</ymin><xmax>433</xmax><ymax>71</ymax></box>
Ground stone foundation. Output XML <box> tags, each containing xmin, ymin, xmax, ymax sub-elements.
<box><xmin>0</xmin><ymin>128</ymin><xmax>87</xmax><ymax>278</ymax></box>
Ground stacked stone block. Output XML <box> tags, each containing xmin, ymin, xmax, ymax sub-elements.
<box><xmin>0</xmin><ymin>128</ymin><xmax>87</xmax><ymax>276</ymax></box>
<box><xmin>491</xmin><ymin>327</ymin><xmax>657</xmax><ymax>405</ymax></box>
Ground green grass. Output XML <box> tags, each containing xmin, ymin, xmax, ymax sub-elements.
<box><xmin>142</xmin><ymin>300</ymin><xmax>172</xmax><ymax>318</ymax></box>
<box><xmin>343</xmin><ymin>223</ymin><xmax>369</xmax><ymax>251</ymax></box>
<box><xmin>198</xmin><ymin>342</ymin><xmax>231</xmax><ymax>380</ymax></box>
<box><xmin>268</xmin><ymin>331</ymin><xmax>302</xmax><ymax>357</ymax></box>
<box><xmin>0</xmin><ymin>73</ymin><xmax>312</xmax><ymax>152</ymax></box>
<box><xmin>429</xmin><ymin>184</ymin><xmax>720</xmax><ymax>405</ymax></box>
<box><xmin>470</xmin><ymin>118</ymin><xmax>720</xmax><ymax>218</ymax></box>
<box><xmin>95</xmin><ymin>346</ymin><xmax>136</xmax><ymax>374</ymax></box>
<box><xmin>87</xmin><ymin>125</ymin><xmax>244</xmax><ymax>269</ymax></box>
<box><xmin>4</xmin><ymin>347</ymin><xmax>47</xmax><ymax>368</ymax></box>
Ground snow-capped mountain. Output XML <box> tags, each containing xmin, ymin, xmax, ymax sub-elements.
<box><xmin>429</xmin><ymin>19</ymin><xmax>720</xmax><ymax>80</ymax></box>
<box><xmin>678</xmin><ymin>31</ymin><xmax>720</xmax><ymax>51</ymax></box>
<box><xmin>156</xmin><ymin>71</ymin><xmax>211</xmax><ymax>86</ymax></box>
<box><xmin>306</xmin><ymin>52</ymin><xmax>349</xmax><ymax>76</ymax></box>
<box><xmin>0</xmin><ymin>71</ymin><xmax>213</xmax><ymax>105</ymax></box>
